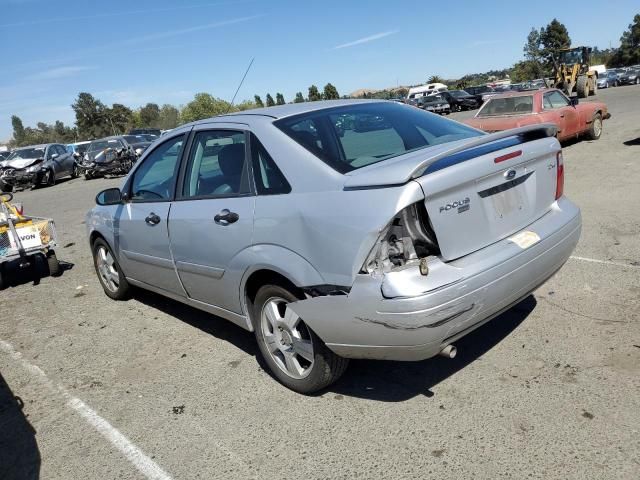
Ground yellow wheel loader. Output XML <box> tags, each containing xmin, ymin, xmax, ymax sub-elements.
<box><xmin>553</xmin><ymin>46</ymin><xmax>598</xmax><ymax>98</ymax></box>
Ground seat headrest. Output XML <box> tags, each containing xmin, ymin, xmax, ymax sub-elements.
<box><xmin>218</xmin><ymin>143</ymin><xmax>245</xmax><ymax>177</ymax></box>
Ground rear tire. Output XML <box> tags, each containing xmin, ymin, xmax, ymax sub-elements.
<box><xmin>47</xmin><ymin>251</ymin><xmax>61</xmax><ymax>277</ymax></box>
<box><xmin>0</xmin><ymin>264</ymin><xmax>6</xmax><ymax>290</ymax></box>
<box><xmin>576</xmin><ymin>76</ymin><xmax>588</xmax><ymax>98</ymax></box>
<box><xmin>251</xmin><ymin>284</ymin><xmax>349</xmax><ymax>393</ymax></box>
<box><xmin>587</xmin><ymin>113</ymin><xmax>603</xmax><ymax>140</ymax></box>
<box><xmin>84</xmin><ymin>172</ymin><xmax>93</xmax><ymax>180</ymax></box>
<box><xmin>92</xmin><ymin>238</ymin><xmax>130</xmax><ymax>300</ymax></box>
<box><xmin>0</xmin><ymin>181</ymin><xmax>13</xmax><ymax>193</ymax></box>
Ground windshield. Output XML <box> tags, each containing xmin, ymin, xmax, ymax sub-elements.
<box><xmin>477</xmin><ymin>95</ymin><xmax>534</xmax><ymax>116</ymax></box>
<box><xmin>275</xmin><ymin>102</ymin><xmax>481</xmax><ymax>173</ymax></box>
<box><xmin>450</xmin><ymin>91</ymin><xmax>470</xmax><ymax>98</ymax></box>
<box><xmin>123</xmin><ymin>135</ymin><xmax>144</xmax><ymax>144</ymax></box>
<box><xmin>88</xmin><ymin>139</ymin><xmax>122</xmax><ymax>152</ymax></box>
<box><xmin>6</xmin><ymin>147</ymin><xmax>45</xmax><ymax>160</ymax></box>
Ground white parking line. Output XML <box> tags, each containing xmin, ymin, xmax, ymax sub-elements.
<box><xmin>570</xmin><ymin>255</ymin><xmax>640</xmax><ymax>268</ymax></box>
<box><xmin>0</xmin><ymin>339</ymin><xmax>174</xmax><ymax>480</ymax></box>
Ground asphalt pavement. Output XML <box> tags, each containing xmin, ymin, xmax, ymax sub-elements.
<box><xmin>1</xmin><ymin>85</ymin><xmax>639</xmax><ymax>480</ymax></box>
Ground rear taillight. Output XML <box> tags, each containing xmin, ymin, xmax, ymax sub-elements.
<box><xmin>555</xmin><ymin>151</ymin><xmax>564</xmax><ymax>200</ymax></box>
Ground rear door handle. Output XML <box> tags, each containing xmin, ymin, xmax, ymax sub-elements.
<box><xmin>214</xmin><ymin>209</ymin><xmax>239</xmax><ymax>225</ymax></box>
<box><xmin>145</xmin><ymin>212</ymin><xmax>161</xmax><ymax>225</ymax></box>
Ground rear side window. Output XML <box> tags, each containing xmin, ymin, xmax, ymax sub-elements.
<box><xmin>275</xmin><ymin>102</ymin><xmax>479</xmax><ymax>173</ymax></box>
<box><xmin>478</xmin><ymin>95</ymin><xmax>533</xmax><ymax>116</ymax></box>
<box><xmin>251</xmin><ymin>134</ymin><xmax>291</xmax><ymax>195</ymax></box>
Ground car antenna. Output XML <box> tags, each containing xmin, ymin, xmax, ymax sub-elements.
<box><xmin>226</xmin><ymin>57</ymin><xmax>255</xmax><ymax>114</ymax></box>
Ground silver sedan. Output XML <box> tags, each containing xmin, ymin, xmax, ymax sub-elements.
<box><xmin>87</xmin><ymin>100</ymin><xmax>581</xmax><ymax>393</ymax></box>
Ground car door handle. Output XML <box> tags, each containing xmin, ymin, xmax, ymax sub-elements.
<box><xmin>145</xmin><ymin>213</ymin><xmax>161</xmax><ymax>225</ymax></box>
<box><xmin>214</xmin><ymin>209</ymin><xmax>239</xmax><ymax>225</ymax></box>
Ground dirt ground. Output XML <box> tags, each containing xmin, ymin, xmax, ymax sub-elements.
<box><xmin>1</xmin><ymin>85</ymin><xmax>639</xmax><ymax>480</ymax></box>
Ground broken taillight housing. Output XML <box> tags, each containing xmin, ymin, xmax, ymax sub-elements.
<box><xmin>361</xmin><ymin>202</ymin><xmax>439</xmax><ymax>275</ymax></box>
<box><xmin>555</xmin><ymin>151</ymin><xmax>564</xmax><ymax>200</ymax></box>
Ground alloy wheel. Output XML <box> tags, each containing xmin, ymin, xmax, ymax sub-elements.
<box><xmin>96</xmin><ymin>245</ymin><xmax>119</xmax><ymax>293</ymax></box>
<box><xmin>593</xmin><ymin>117</ymin><xmax>602</xmax><ymax>138</ymax></box>
<box><xmin>260</xmin><ymin>296</ymin><xmax>314</xmax><ymax>379</ymax></box>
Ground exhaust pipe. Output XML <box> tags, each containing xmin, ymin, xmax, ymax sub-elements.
<box><xmin>439</xmin><ymin>345</ymin><xmax>457</xmax><ymax>359</ymax></box>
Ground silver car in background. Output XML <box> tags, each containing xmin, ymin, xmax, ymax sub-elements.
<box><xmin>87</xmin><ymin>100</ymin><xmax>581</xmax><ymax>393</ymax></box>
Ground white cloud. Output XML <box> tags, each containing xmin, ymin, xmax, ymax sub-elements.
<box><xmin>334</xmin><ymin>30</ymin><xmax>398</xmax><ymax>50</ymax></box>
<box><xmin>27</xmin><ymin>66</ymin><xmax>96</xmax><ymax>80</ymax></box>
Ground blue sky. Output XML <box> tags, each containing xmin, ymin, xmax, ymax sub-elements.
<box><xmin>0</xmin><ymin>0</ymin><xmax>637</xmax><ymax>140</ymax></box>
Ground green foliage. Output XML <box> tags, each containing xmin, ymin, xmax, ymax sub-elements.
<box><xmin>323</xmin><ymin>83</ymin><xmax>339</xmax><ymax>100</ymax></box>
<box><xmin>72</xmin><ymin>92</ymin><xmax>108</xmax><ymax>139</ymax></box>
<box><xmin>427</xmin><ymin>75</ymin><xmax>444</xmax><ymax>84</ymax></box>
<box><xmin>511</xmin><ymin>60</ymin><xmax>542</xmax><ymax>82</ymax></box>
<box><xmin>265</xmin><ymin>93</ymin><xmax>275</xmax><ymax>107</ymax></box>
<box><xmin>158</xmin><ymin>104</ymin><xmax>180</xmax><ymax>130</ymax></box>
<box><xmin>539</xmin><ymin>19</ymin><xmax>571</xmax><ymax>68</ymax></box>
<box><xmin>294</xmin><ymin>92</ymin><xmax>305</xmax><ymax>103</ymax></box>
<box><xmin>307</xmin><ymin>85</ymin><xmax>322</xmax><ymax>101</ymax></box>
<box><xmin>236</xmin><ymin>100</ymin><xmax>258</xmax><ymax>111</ymax></box>
<box><xmin>11</xmin><ymin>116</ymin><xmax>25</xmax><ymax>145</ymax></box>
<box><xmin>9</xmin><ymin>115</ymin><xmax>77</xmax><ymax>147</ymax></box>
<box><xmin>105</xmin><ymin>104</ymin><xmax>133</xmax><ymax>135</ymax></box>
<box><xmin>139</xmin><ymin>103</ymin><xmax>160</xmax><ymax>128</ymax></box>
<box><xmin>254</xmin><ymin>95</ymin><xmax>264</xmax><ymax>108</ymax></box>
<box><xmin>275</xmin><ymin>93</ymin><xmax>285</xmax><ymax>105</ymax></box>
<box><xmin>610</xmin><ymin>14</ymin><xmax>640</xmax><ymax>66</ymax></box>
<box><xmin>180</xmin><ymin>93</ymin><xmax>233</xmax><ymax>123</ymax></box>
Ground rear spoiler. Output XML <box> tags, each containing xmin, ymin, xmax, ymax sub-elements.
<box><xmin>410</xmin><ymin>123</ymin><xmax>558</xmax><ymax>179</ymax></box>
<box><xmin>343</xmin><ymin>123</ymin><xmax>557</xmax><ymax>190</ymax></box>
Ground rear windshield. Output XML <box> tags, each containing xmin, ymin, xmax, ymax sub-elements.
<box><xmin>477</xmin><ymin>95</ymin><xmax>534</xmax><ymax>116</ymax></box>
<box><xmin>274</xmin><ymin>102</ymin><xmax>480</xmax><ymax>173</ymax></box>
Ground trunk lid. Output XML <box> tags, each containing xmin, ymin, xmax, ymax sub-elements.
<box><xmin>415</xmin><ymin>135</ymin><xmax>560</xmax><ymax>260</ymax></box>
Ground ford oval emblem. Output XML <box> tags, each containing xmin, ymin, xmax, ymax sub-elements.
<box><xmin>505</xmin><ymin>169</ymin><xmax>517</xmax><ymax>180</ymax></box>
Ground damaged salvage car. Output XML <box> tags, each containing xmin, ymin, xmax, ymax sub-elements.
<box><xmin>79</xmin><ymin>136</ymin><xmax>141</xmax><ymax>179</ymax></box>
<box><xmin>86</xmin><ymin>100</ymin><xmax>581</xmax><ymax>393</ymax></box>
<box><xmin>0</xmin><ymin>143</ymin><xmax>78</xmax><ymax>192</ymax></box>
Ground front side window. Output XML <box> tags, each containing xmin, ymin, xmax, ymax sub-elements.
<box><xmin>544</xmin><ymin>91</ymin><xmax>570</xmax><ymax>109</ymax></box>
<box><xmin>276</xmin><ymin>102</ymin><xmax>479</xmax><ymax>173</ymax></box>
<box><xmin>182</xmin><ymin>130</ymin><xmax>249</xmax><ymax>198</ymax></box>
<box><xmin>130</xmin><ymin>135</ymin><xmax>184</xmax><ymax>202</ymax></box>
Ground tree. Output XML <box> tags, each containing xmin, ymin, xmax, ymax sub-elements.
<box><xmin>139</xmin><ymin>103</ymin><xmax>160</xmax><ymax>127</ymax></box>
<box><xmin>236</xmin><ymin>100</ymin><xmax>258</xmax><ymax>111</ymax></box>
<box><xmin>308</xmin><ymin>85</ymin><xmax>322</xmax><ymax>101</ymax></box>
<box><xmin>522</xmin><ymin>27</ymin><xmax>543</xmax><ymax>78</ymax></box>
<box><xmin>72</xmin><ymin>92</ymin><xmax>108</xmax><ymax>139</ymax></box>
<box><xmin>266</xmin><ymin>93</ymin><xmax>275</xmax><ymax>107</ymax></box>
<box><xmin>511</xmin><ymin>60</ymin><xmax>543</xmax><ymax>82</ymax></box>
<box><xmin>105</xmin><ymin>103</ymin><xmax>133</xmax><ymax>134</ymax></box>
<box><xmin>11</xmin><ymin>115</ymin><xmax>25</xmax><ymax>145</ymax></box>
<box><xmin>323</xmin><ymin>83</ymin><xmax>339</xmax><ymax>100</ymax></box>
<box><xmin>275</xmin><ymin>93</ymin><xmax>286</xmax><ymax>105</ymax></box>
<box><xmin>610</xmin><ymin>14</ymin><xmax>640</xmax><ymax>66</ymax></box>
<box><xmin>254</xmin><ymin>95</ymin><xmax>264</xmax><ymax>108</ymax></box>
<box><xmin>540</xmin><ymin>19</ymin><xmax>571</xmax><ymax>68</ymax></box>
<box><xmin>158</xmin><ymin>104</ymin><xmax>180</xmax><ymax>130</ymax></box>
<box><xmin>427</xmin><ymin>75</ymin><xmax>444</xmax><ymax>84</ymax></box>
<box><xmin>294</xmin><ymin>92</ymin><xmax>305</xmax><ymax>103</ymax></box>
<box><xmin>180</xmin><ymin>93</ymin><xmax>232</xmax><ymax>123</ymax></box>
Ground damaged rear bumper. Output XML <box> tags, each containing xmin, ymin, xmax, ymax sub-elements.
<box><xmin>288</xmin><ymin>197</ymin><xmax>581</xmax><ymax>361</ymax></box>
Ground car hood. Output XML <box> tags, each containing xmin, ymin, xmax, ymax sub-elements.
<box><xmin>1</xmin><ymin>157</ymin><xmax>43</xmax><ymax>169</ymax></box>
<box><xmin>343</xmin><ymin>123</ymin><xmax>557</xmax><ymax>188</ymax></box>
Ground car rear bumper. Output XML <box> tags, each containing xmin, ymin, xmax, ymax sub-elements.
<box><xmin>289</xmin><ymin>197</ymin><xmax>581</xmax><ymax>361</ymax></box>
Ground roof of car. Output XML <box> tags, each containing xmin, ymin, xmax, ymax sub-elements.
<box><xmin>481</xmin><ymin>88</ymin><xmax>556</xmax><ymax>99</ymax></box>
<box><xmin>16</xmin><ymin>144</ymin><xmax>50</xmax><ymax>149</ymax></box>
<box><xmin>187</xmin><ymin>99</ymin><xmax>387</xmax><ymax>126</ymax></box>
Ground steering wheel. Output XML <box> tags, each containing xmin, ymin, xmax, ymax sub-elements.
<box><xmin>1</xmin><ymin>192</ymin><xmax>14</xmax><ymax>202</ymax></box>
<box><xmin>134</xmin><ymin>189</ymin><xmax>164</xmax><ymax>200</ymax></box>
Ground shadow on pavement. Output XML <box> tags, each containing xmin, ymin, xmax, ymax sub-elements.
<box><xmin>0</xmin><ymin>373</ymin><xmax>41</xmax><ymax>480</ymax></box>
<box><xmin>0</xmin><ymin>256</ymin><xmax>73</xmax><ymax>290</ymax></box>
<box><xmin>623</xmin><ymin>137</ymin><xmax>640</xmax><ymax>146</ymax></box>
<box><xmin>133</xmin><ymin>288</ymin><xmax>536</xmax><ymax>401</ymax></box>
<box><xmin>327</xmin><ymin>295</ymin><xmax>537</xmax><ymax>402</ymax></box>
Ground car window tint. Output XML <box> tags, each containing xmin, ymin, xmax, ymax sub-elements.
<box><xmin>276</xmin><ymin>103</ymin><xmax>479</xmax><ymax>173</ymax></box>
<box><xmin>251</xmin><ymin>134</ymin><xmax>290</xmax><ymax>195</ymax></box>
<box><xmin>544</xmin><ymin>91</ymin><xmax>570</xmax><ymax>109</ymax></box>
<box><xmin>131</xmin><ymin>135</ymin><xmax>184</xmax><ymax>202</ymax></box>
<box><xmin>478</xmin><ymin>95</ymin><xmax>533</xmax><ymax>116</ymax></box>
<box><xmin>183</xmin><ymin>130</ymin><xmax>249</xmax><ymax>198</ymax></box>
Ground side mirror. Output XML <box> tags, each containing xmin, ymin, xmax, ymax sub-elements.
<box><xmin>570</xmin><ymin>97</ymin><xmax>579</xmax><ymax>106</ymax></box>
<box><xmin>96</xmin><ymin>188</ymin><xmax>123</xmax><ymax>206</ymax></box>
<box><xmin>50</xmin><ymin>153</ymin><xmax>59</xmax><ymax>160</ymax></box>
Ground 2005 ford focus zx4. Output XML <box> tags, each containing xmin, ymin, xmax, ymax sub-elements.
<box><xmin>86</xmin><ymin>100</ymin><xmax>581</xmax><ymax>393</ymax></box>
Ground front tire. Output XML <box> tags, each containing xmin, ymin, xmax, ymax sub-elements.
<box><xmin>47</xmin><ymin>251</ymin><xmax>61</xmax><ymax>277</ymax></box>
<box><xmin>251</xmin><ymin>284</ymin><xmax>349</xmax><ymax>393</ymax></box>
<box><xmin>0</xmin><ymin>181</ymin><xmax>13</xmax><ymax>193</ymax></box>
<box><xmin>588</xmin><ymin>113</ymin><xmax>603</xmax><ymax>140</ymax></box>
<box><xmin>92</xmin><ymin>238</ymin><xmax>130</xmax><ymax>300</ymax></box>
